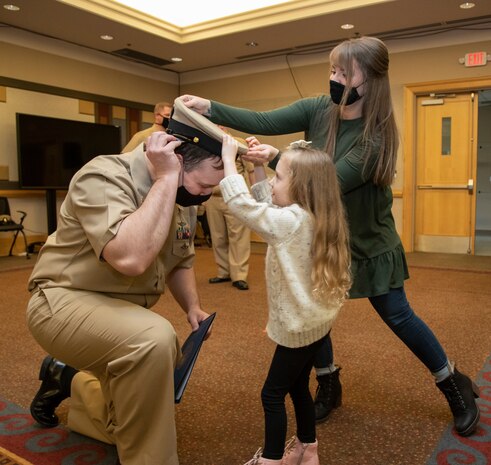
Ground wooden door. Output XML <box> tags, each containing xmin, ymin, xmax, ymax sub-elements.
<box><xmin>415</xmin><ymin>93</ymin><xmax>477</xmax><ymax>253</ymax></box>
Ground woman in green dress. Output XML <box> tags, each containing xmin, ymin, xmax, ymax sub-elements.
<box><xmin>179</xmin><ymin>36</ymin><xmax>480</xmax><ymax>437</ymax></box>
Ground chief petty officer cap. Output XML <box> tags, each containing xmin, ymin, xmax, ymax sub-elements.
<box><xmin>167</xmin><ymin>97</ymin><xmax>248</xmax><ymax>156</ymax></box>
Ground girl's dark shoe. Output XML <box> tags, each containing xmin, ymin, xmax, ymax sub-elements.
<box><xmin>30</xmin><ymin>356</ymin><xmax>72</xmax><ymax>427</ymax></box>
<box><xmin>436</xmin><ymin>367</ymin><xmax>480</xmax><ymax>436</ymax></box>
<box><xmin>314</xmin><ymin>366</ymin><xmax>342</xmax><ymax>423</ymax></box>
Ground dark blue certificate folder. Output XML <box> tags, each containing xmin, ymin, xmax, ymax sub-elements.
<box><xmin>174</xmin><ymin>312</ymin><xmax>216</xmax><ymax>403</ymax></box>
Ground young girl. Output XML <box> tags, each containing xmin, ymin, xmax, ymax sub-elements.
<box><xmin>220</xmin><ymin>134</ymin><xmax>351</xmax><ymax>465</ymax></box>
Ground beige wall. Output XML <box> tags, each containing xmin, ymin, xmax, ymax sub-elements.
<box><xmin>0</xmin><ymin>39</ymin><xmax>179</xmax><ymax>250</ymax></box>
<box><xmin>0</xmin><ymin>41</ymin><xmax>177</xmax><ymax>105</ymax></box>
<box><xmin>1</xmin><ymin>33</ymin><xmax>491</xmax><ymax>248</ymax></box>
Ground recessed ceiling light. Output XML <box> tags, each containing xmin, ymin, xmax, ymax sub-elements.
<box><xmin>100</xmin><ymin>34</ymin><xmax>114</xmax><ymax>41</ymax></box>
<box><xmin>246</xmin><ymin>41</ymin><xmax>259</xmax><ymax>47</ymax></box>
<box><xmin>171</xmin><ymin>57</ymin><xmax>183</xmax><ymax>62</ymax></box>
<box><xmin>3</xmin><ymin>4</ymin><xmax>20</xmax><ymax>11</ymax></box>
<box><xmin>460</xmin><ymin>2</ymin><xmax>475</xmax><ymax>8</ymax></box>
<box><xmin>341</xmin><ymin>24</ymin><xmax>354</xmax><ymax>30</ymax></box>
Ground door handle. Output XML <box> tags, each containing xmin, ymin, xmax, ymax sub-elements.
<box><xmin>417</xmin><ymin>184</ymin><xmax>469</xmax><ymax>190</ymax></box>
<box><xmin>416</xmin><ymin>180</ymin><xmax>474</xmax><ymax>192</ymax></box>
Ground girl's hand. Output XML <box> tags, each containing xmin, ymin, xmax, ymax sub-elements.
<box><xmin>246</xmin><ymin>136</ymin><xmax>261</xmax><ymax>148</ymax></box>
<box><xmin>243</xmin><ymin>138</ymin><xmax>280</xmax><ymax>165</ymax></box>
<box><xmin>179</xmin><ymin>95</ymin><xmax>211</xmax><ymax>117</ymax></box>
<box><xmin>222</xmin><ymin>134</ymin><xmax>238</xmax><ymax>163</ymax></box>
<box><xmin>221</xmin><ymin>135</ymin><xmax>239</xmax><ymax>177</ymax></box>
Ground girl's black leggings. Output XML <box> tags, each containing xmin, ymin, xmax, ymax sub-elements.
<box><xmin>261</xmin><ymin>335</ymin><xmax>326</xmax><ymax>460</ymax></box>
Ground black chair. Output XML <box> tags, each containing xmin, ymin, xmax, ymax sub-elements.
<box><xmin>0</xmin><ymin>197</ymin><xmax>30</xmax><ymax>259</ymax></box>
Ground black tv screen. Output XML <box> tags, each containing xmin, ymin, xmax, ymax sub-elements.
<box><xmin>16</xmin><ymin>113</ymin><xmax>121</xmax><ymax>189</ymax></box>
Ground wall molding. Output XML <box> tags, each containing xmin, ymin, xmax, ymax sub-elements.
<box><xmin>0</xmin><ymin>76</ymin><xmax>154</xmax><ymax>111</ymax></box>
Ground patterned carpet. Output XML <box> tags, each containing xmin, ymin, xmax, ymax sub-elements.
<box><xmin>0</xmin><ymin>249</ymin><xmax>490</xmax><ymax>465</ymax></box>
<box><xmin>0</xmin><ymin>357</ymin><xmax>489</xmax><ymax>465</ymax></box>
<box><xmin>0</xmin><ymin>398</ymin><xmax>117</xmax><ymax>465</ymax></box>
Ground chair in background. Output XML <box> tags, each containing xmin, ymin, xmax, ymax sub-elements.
<box><xmin>0</xmin><ymin>197</ymin><xmax>30</xmax><ymax>259</ymax></box>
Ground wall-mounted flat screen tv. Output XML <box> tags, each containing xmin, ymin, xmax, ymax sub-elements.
<box><xmin>16</xmin><ymin>113</ymin><xmax>121</xmax><ymax>190</ymax></box>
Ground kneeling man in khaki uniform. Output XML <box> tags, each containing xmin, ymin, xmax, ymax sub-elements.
<box><xmin>27</xmin><ymin>100</ymin><xmax>245</xmax><ymax>465</ymax></box>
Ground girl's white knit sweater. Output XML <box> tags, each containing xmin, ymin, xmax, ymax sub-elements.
<box><xmin>220</xmin><ymin>174</ymin><xmax>342</xmax><ymax>348</ymax></box>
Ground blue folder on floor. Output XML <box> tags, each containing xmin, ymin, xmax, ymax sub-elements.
<box><xmin>174</xmin><ymin>312</ymin><xmax>216</xmax><ymax>403</ymax></box>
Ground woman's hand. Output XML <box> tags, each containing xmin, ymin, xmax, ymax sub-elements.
<box><xmin>179</xmin><ymin>95</ymin><xmax>212</xmax><ymax>117</ymax></box>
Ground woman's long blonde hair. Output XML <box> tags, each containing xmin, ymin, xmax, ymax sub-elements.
<box><xmin>285</xmin><ymin>143</ymin><xmax>351</xmax><ymax>303</ymax></box>
<box><xmin>325</xmin><ymin>36</ymin><xmax>399</xmax><ymax>187</ymax></box>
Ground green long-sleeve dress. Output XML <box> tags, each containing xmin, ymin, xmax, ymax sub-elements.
<box><xmin>210</xmin><ymin>95</ymin><xmax>409</xmax><ymax>298</ymax></box>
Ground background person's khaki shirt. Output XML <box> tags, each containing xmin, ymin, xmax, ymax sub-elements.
<box><xmin>28</xmin><ymin>145</ymin><xmax>196</xmax><ymax>308</ymax></box>
<box><xmin>121</xmin><ymin>124</ymin><xmax>162</xmax><ymax>153</ymax></box>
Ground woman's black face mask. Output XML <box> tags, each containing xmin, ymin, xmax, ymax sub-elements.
<box><xmin>175</xmin><ymin>185</ymin><xmax>211</xmax><ymax>207</ymax></box>
<box><xmin>329</xmin><ymin>80</ymin><xmax>363</xmax><ymax>106</ymax></box>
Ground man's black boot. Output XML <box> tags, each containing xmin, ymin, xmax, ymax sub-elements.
<box><xmin>314</xmin><ymin>366</ymin><xmax>342</xmax><ymax>423</ymax></box>
<box><xmin>436</xmin><ymin>367</ymin><xmax>480</xmax><ymax>436</ymax></box>
<box><xmin>30</xmin><ymin>356</ymin><xmax>78</xmax><ymax>427</ymax></box>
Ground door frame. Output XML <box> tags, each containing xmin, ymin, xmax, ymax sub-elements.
<box><xmin>402</xmin><ymin>76</ymin><xmax>491</xmax><ymax>252</ymax></box>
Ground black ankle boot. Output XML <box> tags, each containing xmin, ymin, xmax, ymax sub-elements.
<box><xmin>30</xmin><ymin>356</ymin><xmax>76</xmax><ymax>427</ymax></box>
<box><xmin>314</xmin><ymin>366</ymin><xmax>342</xmax><ymax>423</ymax></box>
<box><xmin>436</xmin><ymin>367</ymin><xmax>480</xmax><ymax>436</ymax></box>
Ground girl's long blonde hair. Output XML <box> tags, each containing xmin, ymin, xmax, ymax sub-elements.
<box><xmin>325</xmin><ymin>36</ymin><xmax>399</xmax><ymax>187</ymax></box>
<box><xmin>285</xmin><ymin>143</ymin><xmax>351</xmax><ymax>303</ymax></box>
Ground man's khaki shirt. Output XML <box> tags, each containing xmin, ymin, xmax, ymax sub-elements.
<box><xmin>28</xmin><ymin>145</ymin><xmax>196</xmax><ymax>308</ymax></box>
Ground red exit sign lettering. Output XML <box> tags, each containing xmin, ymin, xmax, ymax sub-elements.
<box><xmin>464</xmin><ymin>51</ymin><xmax>487</xmax><ymax>67</ymax></box>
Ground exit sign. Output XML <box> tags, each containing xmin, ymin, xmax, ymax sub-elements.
<box><xmin>464</xmin><ymin>51</ymin><xmax>487</xmax><ymax>67</ymax></box>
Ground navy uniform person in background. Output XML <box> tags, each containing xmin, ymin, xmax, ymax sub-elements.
<box><xmin>122</xmin><ymin>101</ymin><xmax>173</xmax><ymax>153</ymax></box>
<box><xmin>206</xmin><ymin>126</ymin><xmax>255</xmax><ymax>291</ymax></box>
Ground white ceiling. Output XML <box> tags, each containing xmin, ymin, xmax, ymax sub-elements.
<box><xmin>1</xmin><ymin>0</ymin><xmax>490</xmax><ymax>74</ymax></box>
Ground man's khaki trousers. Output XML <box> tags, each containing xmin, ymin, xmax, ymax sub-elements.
<box><xmin>27</xmin><ymin>287</ymin><xmax>180</xmax><ymax>465</ymax></box>
<box><xmin>206</xmin><ymin>194</ymin><xmax>250</xmax><ymax>281</ymax></box>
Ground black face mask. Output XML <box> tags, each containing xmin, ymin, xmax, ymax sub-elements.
<box><xmin>329</xmin><ymin>80</ymin><xmax>363</xmax><ymax>106</ymax></box>
<box><xmin>175</xmin><ymin>185</ymin><xmax>211</xmax><ymax>207</ymax></box>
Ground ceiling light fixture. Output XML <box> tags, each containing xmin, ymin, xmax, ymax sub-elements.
<box><xmin>100</xmin><ymin>34</ymin><xmax>114</xmax><ymax>40</ymax></box>
<box><xmin>246</xmin><ymin>41</ymin><xmax>259</xmax><ymax>47</ymax></box>
<box><xmin>3</xmin><ymin>4</ymin><xmax>20</xmax><ymax>11</ymax></box>
<box><xmin>114</xmin><ymin>0</ymin><xmax>288</xmax><ymax>27</ymax></box>
<box><xmin>341</xmin><ymin>24</ymin><xmax>354</xmax><ymax>30</ymax></box>
<box><xmin>459</xmin><ymin>2</ymin><xmax>475</xmax><ymax>8</ymax></box>
<box><xmin>171</xmin><ymin>57</ymin><xmax>183</xmax><ymax>62</ymax></box>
